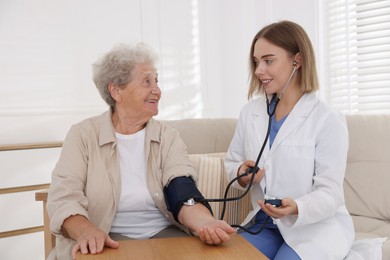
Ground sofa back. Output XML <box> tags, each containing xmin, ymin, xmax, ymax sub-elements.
<box><xmin>163</xmin><ymin>118</ymin><xmax>237</xmax><ymax>154</ymax></box>
<box><xmin>165</xmin><ymin>115</ymin><xmax>390</xmax><ymax>234</ymax></box>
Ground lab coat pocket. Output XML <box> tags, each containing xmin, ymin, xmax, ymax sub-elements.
<box><xmin>280</xmin><ymin>140</ymin><xmax>315</xmax><ymax>159</ymax></box>
<box><xmin>278</xmin><ymin>140</ymin><xmax>315</xmax><ymax>176</ymax></box>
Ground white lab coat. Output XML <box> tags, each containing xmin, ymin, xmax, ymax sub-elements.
<box><xmin>225</xmin><ymin>93</ymin><xmax>355</xmax><ymax>260</ymax></box>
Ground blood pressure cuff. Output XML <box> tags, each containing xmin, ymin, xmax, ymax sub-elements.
<box><xmin>164</xmin><ymin>176</ymin><xmax>213</xmax><ymax>222</ymax></box>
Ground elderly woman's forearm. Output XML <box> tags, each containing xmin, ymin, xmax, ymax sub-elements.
<box><xmin>178</xmin><ymin>203</ymin><xmax>215</xmax><ymax>233</ymax></box>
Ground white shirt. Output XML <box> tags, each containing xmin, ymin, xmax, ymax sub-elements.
<box><xmin>110</xmin><ymin>128</ymin><xmax>170</xmax><ymax>239</ymax></box>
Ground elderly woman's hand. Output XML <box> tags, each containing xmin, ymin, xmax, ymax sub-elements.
<box><xmin>178</xmin><ymin>203</ymin><xmax>236</xmax><ymax>245</ymax></box>
<box><xmin>197</xmin><ymin>219</ymin><xmax>237</xmax><ymax>245</ymax></box>
<box><xmin>62</xmin><ymin>215</ymin><xmax>119</xmax><ymax>259</ymax></box>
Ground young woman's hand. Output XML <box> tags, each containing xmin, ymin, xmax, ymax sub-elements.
<box><xmin>237</xmin><ymin>160</ymin><xmax>265</xmax><ymax>188</ymax></box>
<box><xmin>258</xmin><ymin>198</ymin><xmax>298</xmax><ymax>219</ymax></box>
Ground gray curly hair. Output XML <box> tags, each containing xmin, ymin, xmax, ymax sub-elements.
<box><xmin>92</xmin><ymin>43</ymin><xmax>158</xmax><ymax>108</ymax></box>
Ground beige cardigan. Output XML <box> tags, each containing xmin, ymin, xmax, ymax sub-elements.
<box><xmin>47</xmin><ymin>110</ymin><xmax>197</xmax><ymax>260</ymax></box>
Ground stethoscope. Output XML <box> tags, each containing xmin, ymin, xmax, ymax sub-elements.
<box><xmin>266</xmin><ymin>61</ymin><xmax>297</xmax><ymax>117</ymax></box>
<box><xmin>200</xmin><ymin>61</ymin><xmax>298</xmax><ymax>234</ymax></box>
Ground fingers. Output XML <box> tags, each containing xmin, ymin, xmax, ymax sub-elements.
<box><xmin>214</xmin><ymin>228</ymin><xmax>230</xmax><ymax>243</ymax></box>
<box><xmin>242</xmin><ymin>169</ymin><xmax>263</xmax><ymax>184</ymax></box>
<box><xmin>105</xmin><ymin>236</ymin><xmax>120</xmax><ymax>249</ymax></box>
<box><xmin>81</xmin><ymin>239</ymin><xmax>92</xmax><ymax>254</ymax></box>
<box><xmin>71</xmin><ymin>238</ymin><xmax>96</xmax><ymax>259</ymax></box>
<box><xmin>89</xmin><ymin>237</ymin><xmax>98</xmax><ymax>254</ymax></box>
<box><xmin>200</xmin><ymin>226</ymin><xmax>227</xmax><ymax>245</ymax></box>
<box><xmin>258</xmin><ymin>200</ymin><xmax>272</xmax><ymax>216</ymax></box>
<box><xmin>72</xmin><ymin>243</ymin><xmax>80</xmax><ymax>260</ymax></box>
<box><xmin>245</xmin><ymin>160</ymin><xmax>256</xmax><ymax>167</ymax></box>
<box><xmin>72</xmin><ymin>235</ymin><xmax>114</xmax><ymax>259</ymax></box>
<box><xmin>258</xmin><ymin>198</ymin><xmax>294</xmax><ymax>219</ymax></box>
<box><xmin>218</xmin><ymin>221</ymin><xmax>237</xmax><ymax>234</ymax></box>
<box><xmin>238</xmin><ymin>161</ymin><xmax>255</xmax><ymax>175</ymax></box>
<box><xmin>95</xmin><ymin>236</ymin><xmax>107</xmax><ymax>253</ymax></box>
<box><xmin>202</xmin><ymin>227</ymin><xmax>220</xmax><ymax>244</ymax></box>
<box><xmin>198</xmin><ymin>221</ymin><xmax>236</xmax><ymax>245</ymax></box>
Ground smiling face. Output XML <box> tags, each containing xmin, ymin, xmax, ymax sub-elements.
<box><xmin>253</xmin><ymin>38</ymin><xmax>298</xmax><ymax>96</ymax></box>
<box><xmin>113</xmin><ymin>63</ymin><xmax>161</xmax><ymax>123</ymax></box>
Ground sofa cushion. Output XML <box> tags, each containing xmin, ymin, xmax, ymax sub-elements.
<box><xmin>188</xmin><ymin>153</ymin><xmax>251</xmax><ymax>225</ymax></box>
<box><xmin>344</xmin><ymin>115</ymin><xmax>390</xmax><ymax>224</ymax></box>
<box><xmin>352</xmin><ymin>215</ymin><xmax>390</xmax><ymax>238</ymax></box>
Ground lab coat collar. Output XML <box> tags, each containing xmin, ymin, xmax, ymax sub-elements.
<box><xmin>270</xmin><ymin>92</ymin><xmax>318</xmax><ymax>153</ymax></box>
<box><xmin>250</xmin><ymin>93</ymin><xmax>318</xmax><ymax>156</ymax></box>
<box><xmin>251</xmin><ymin>97</ymin><xmax>269</xmax><ymax>153</ymax></box>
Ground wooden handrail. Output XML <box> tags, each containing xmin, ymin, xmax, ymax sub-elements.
<box><xmin>35</xmin><ymin>189</ymin><xmax>49</xmax><ymax>201</ymax></box>
<box><xmin>0</xmin><ymin>183</ymin><xmax>50</xmax><ymax>195</ymax></box>
<box><xmin>0</xmin><ymin>226</ymin><xmax>44</xmax><ymax>239</ymax></box>
<box><xmin>0</xmin><ymin>142</ymin><xmax>60</xmax><ymax>252</ymax></box>
<box><xmin>0</xmin><ymin>142</ymin><xmax>63</xmax><ymax>151</ymax></box>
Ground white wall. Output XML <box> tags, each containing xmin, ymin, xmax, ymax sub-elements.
<box><xmin>0</xmin><ymin>1</ymin><xmax>320</xmax><ymax>259</ymax></box>
<box><xmin>0</xmin><ymin>0</ymin><xmax>321</xmax><ymax>144</ymax></box>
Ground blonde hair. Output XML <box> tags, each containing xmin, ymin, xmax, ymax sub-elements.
<box><xmin>248</xmin><ymin>20</ymin><xmax>319</xmax><ymax>100</ymax></box>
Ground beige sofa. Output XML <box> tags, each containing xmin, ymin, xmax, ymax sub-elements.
<box><xmin>38</xmin><ymin>115</ymin><xmax>389</xmax><ymax>259</ymax></box>
<box><xmin>164</xmin><ymin>115</ymin><xmax>390</xmax><ymax>259</ymax></box>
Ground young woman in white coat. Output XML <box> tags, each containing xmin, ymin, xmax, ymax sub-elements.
<box><xmin>225</xmin><ymin>20</ymin><xmax>354</xmax><ymax>259</ymax></box>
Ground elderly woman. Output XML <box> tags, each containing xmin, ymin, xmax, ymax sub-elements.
<box><xmin>47</xmin><ymin>43</ymin><xmax>236</xmax><ymax>260</ymax></box>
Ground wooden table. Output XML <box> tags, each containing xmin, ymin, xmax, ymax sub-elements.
<box><xmin>77</xmin><ymin>234</ymin><xmax>268</xmax><ymax>259</ymax></box>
